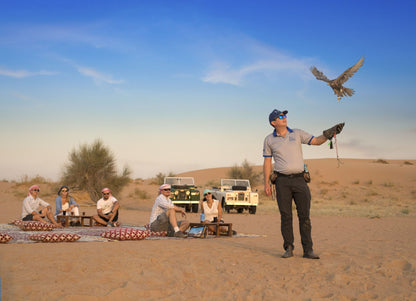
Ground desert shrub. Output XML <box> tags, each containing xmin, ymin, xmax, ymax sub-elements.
<box><xmin>366</xmin><ymin>190</ymin><xmax>378</xmax><ymax>196</ymax></box>
<box><xmin>227</xmin><ymin>159</ymin><xmax>261</xmax><ymax>186</ymax></box>
<box><xmin>401</xmin><ymin>208</ymin><xmax>410</xmax><ymax>215</ymax></box>
<box><xmin>320</xmin><ymin>189</ymin><xmax>329</xmax><ymax>196</ymax></box>
<box><xmin>61</xmin><ymin>139</ymin><xmax>131</xmax><ymax>202</ymax></box>
<box><xmin>205</xmin><ymin>179</ymin><xmax>221</xmax><ymax>188</ymax></box>
<box><xmin>319</xmin><ymin>180</ymin><xmax>339</xmax><ymax>185</ymax></box>
<box><xmin>352</xmin><ymin>180</ymin><xmax>360</xmax><ymax>184</ymax></box>
<box><xmin>374</xmin><ymin>159</ymin><xmax>388</xmax><ymax>164</ymax></box>
<box><xmin>151</xmin><ymin>172</ymin><xmax>176</xmax><ymax>185</ymax></box>
<box><xmin>15</xmin><ymin>174</ymin><xmax>50</xmax><ymax>186</ymax></box>
<box><xmin>404</xmin><ymin>161</ymin><xmax>413</xmax><ymax>165</ymax></box>
<box><xmin>130</xmin><ymin>188</ymin><xmax>150</xmax><ymax>199</ymax></box>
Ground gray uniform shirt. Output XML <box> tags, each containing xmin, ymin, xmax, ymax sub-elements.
<box><xmin>263</xmin><ymin>127</ymin><xmax>314</xmax><ymax>175</ymax></box>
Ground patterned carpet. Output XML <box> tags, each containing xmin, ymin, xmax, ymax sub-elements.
<box><xmin>0</xmin><ymin>223</ymin><xmax>259</xmax><ymax>243</ymax></box>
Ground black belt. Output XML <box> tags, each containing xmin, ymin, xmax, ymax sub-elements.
<box><xmin>276</xmin><ymin>172</ymin><xmax>304</xmax><ymax>178</ymax></box>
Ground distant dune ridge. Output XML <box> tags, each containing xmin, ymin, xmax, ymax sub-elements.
<box><xmin>1</xmin><ymin>158</ymin><xmax>415</xmax><ymax>300</ymax></box>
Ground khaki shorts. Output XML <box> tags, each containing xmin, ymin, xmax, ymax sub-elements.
<box><xmin>150</xmin><ymin>212</ymin><xmax>170</xmax><ymax>232</ymax></box>
<box><xmin>150</xmin><ymin>212</ymin><xmax>183</xmax><ymax>236</ymax></box>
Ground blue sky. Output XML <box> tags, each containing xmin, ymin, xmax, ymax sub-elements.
<box><xmin>1</xmin><ymin>0</ymin><xmax>415</xmax><ymax>181</ymax></box>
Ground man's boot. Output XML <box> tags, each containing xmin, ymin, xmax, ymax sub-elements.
<box><xmin>303</xmin><ymin>250</ymin><xmax>320</xmax><ymax>259</ymax></box>
<box><xmin>281</xmin><ymin>245</ymin><xmax>294</xmax><ymax>258</ymax></box>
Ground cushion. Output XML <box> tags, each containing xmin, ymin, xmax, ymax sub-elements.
<box><xmin>29</xmin><ymin>232</ymin><xmax>81</xmax><ymax>242</ymax></box>
<box><xmin>100</xmin><ymin>228</ymin><xmax>150</xmax><ymax>241</ymax></box>
<box><xmin>12</xmin><ymin>219</ymin><xmax>24</xmax><ymax>226</ymax></box>
<box><xmin>19</xmin><ymin>221</ymin><xmax>55</xmax><ymax>231</ymax></box>
<box><xmin>0</xmin><ymin>233</ymin><xmax>13</xmax><ymax>243</ymax></box>
<box><xmin>148</xmin><ymin>230</ymin><xmax>167</xmax><ymax>237</ymax></box>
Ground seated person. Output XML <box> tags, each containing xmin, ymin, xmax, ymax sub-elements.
<box><xmin>92</xmin><ymin>188</ymin><xmax>120</xmax><ymax>227</ymax></box>
<box><xmin>21</xmin><ymin>185</ymin><xmax>62</xmax><ymax>227</ymax></box>
<box><xmin>55</xmin><ymin>185</ymin><xmax>80</xmax><ymax>226</ymax></box>
<box><xmin>201</xmin><ymin>189</ymin><xmax>229</xmax><ymax>234</ymax></box>
<box><xmin>149</xmin><ymin>184</ymin><xmax>189</xmax><ymax>238</ymax></box>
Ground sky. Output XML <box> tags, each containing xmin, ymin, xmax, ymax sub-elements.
<box><xmin>1</xmin><ymin>0</ymin><xmax>415</xmax><ymax>181</ymax></box>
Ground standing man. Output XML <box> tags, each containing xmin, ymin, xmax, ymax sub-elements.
<box><xmin>21</xmin><ymin>185</ymin><xmax>62</xmax><ymax>227</ymax></box>
<box><xmin>149</xmin><ymin>184</ymin><xmax>189</xmax><ymax>238</ymax></box>
<box><xmin>263</xmin><ymin>109</ymin><xmax>344</xmax><ymax>259</ymax></box>
<box><xmin>93</xmin><ymin>188</ymin><xmax>120</xmax><ymax>227</ymax></box>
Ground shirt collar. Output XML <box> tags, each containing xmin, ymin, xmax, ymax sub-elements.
<box><xmin>273</xmin><ymin>127</ymin><xmax>293</xmax><ymax>137</ymax></box>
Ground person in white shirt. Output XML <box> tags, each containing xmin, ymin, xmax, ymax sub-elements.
<box><xmin>21</xmin><ymin>185</ymin><xmax>62</xmax><ymax>227</ymax></box>
<box><xmin>201</xmin><ymin>189</ymin><xmax>234</xmax><ymax>235</ymax></box>
<box><xmin>92</xmin><ymin>188</ymin><xmax>120</xmax><ymax>227</ymax></box>
<box><xmin>149</xmin><ymin>184</ymin><xmax>189</xmax><ymax>238</ymax></box>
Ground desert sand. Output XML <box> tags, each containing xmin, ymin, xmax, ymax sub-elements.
<box><xmin>0</xmin><ymin>159</ymin><xmax>415</xmax><ymax>300</ymax></box>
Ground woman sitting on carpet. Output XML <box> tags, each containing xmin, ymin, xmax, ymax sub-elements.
<box><xmin>55</xmin><ymin>186</ymin><xmax>80</xmax><ymax>226</ymax></box>
<box><xmin>201</xmin><ymin>189</ymin><xmax>235</xmax><ymax>235</ymax></box>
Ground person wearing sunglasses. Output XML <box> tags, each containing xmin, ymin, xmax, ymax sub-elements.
<box><xmin>92</xmin><ymin>187</ymin><xmax>120</xmax><ymax>227</ymax></box>
<box><xmin>149</xmin><ymin>184</ymin><xmax>189</xmax><ymax>238</ymax></box>
<box><xmin>55</xmin><ymin>186</ymin><xmax>80</xmax><ymax>225</ymax></box>
<box><xmin>201</xmin><ymin>189</ymin><xmax>234</xmax><ymax>235</ymax></box>
<box><xmin>21</xmin><ymin>185</ymin><xmax>62</xmax><ymax>227</ymax></box>
<box><xmin>263</xmin><ymin>109</ymin><xmax>344</xmax><ymax>259</ymax></box>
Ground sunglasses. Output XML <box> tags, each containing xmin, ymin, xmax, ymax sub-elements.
<box><xmin>102</xmin><ymin>193</ymin><xmax>110</xmax><ymax>195</ymax></box>
<box><xmin>163</xmin><ymin>189</ymin><xmax>171</xmax><ymax>191</ymax></box>
<box><xmin>276</xmin><ymin>115</ymin><xmax>287</xmax><ymax>120</ymax></box>
<box><xmin>32</xmin><ymin>189</ymin><xmax>40</xmax><ymax>192</ymax></box>
<box><xmin>61</xmin><ymin>189</ymin><xmax>68</xmax><ymax>192</ymax></box>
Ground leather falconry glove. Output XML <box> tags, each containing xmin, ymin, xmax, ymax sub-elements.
<box><xmin>323</xmin><ymin>122</ymin><xmax>345</xmax><ymax>140</ymax></box>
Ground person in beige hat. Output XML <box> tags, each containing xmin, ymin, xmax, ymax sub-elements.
<box><xmin>149</xmin><ymin>184</ymin><xmax>189</xmax><ymax>238</ymax></box>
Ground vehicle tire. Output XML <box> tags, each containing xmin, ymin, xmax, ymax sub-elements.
<box><xmin>249</xmin><ymin>206</ymin><xmax>257</xmax><ymax>214</ymax></box>
<box><xmin>237</xmin><ymin>208</ymin><xmax>244</xmax><ymax>214</ymax></box>
<box><xmin>221</xmin><ymin>199</ymin><xmax>226</xmax><ymax>210</ymax></box>
<box><xmin>225</xmin><ymin>205</ymin><xmax>230</xmax><ymax>213</ymax></box>
<box><xmin>192</xmin><ymin>204</ymin><xmax>199</xmax><ymax>213</ymax></box>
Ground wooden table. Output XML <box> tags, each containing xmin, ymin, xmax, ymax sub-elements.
<box><xmin>189</xmin><ymin>222</ymin><xmax>233</xmax><ymax>237</ymax></box>
<box><xmin>57</xmin><ymin>215</ymin><xmax>94</xmax><ymax>227</ymax></box>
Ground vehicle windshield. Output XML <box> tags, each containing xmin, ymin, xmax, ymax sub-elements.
<box><xmin>221</xmin><ymin>179</ymin><xmax>250</xmax><ymax>187</ymax></box>
<box><xmin>165</xmin><ymin>177</ymin><xmax>195</xmax><ymax>185</ymax></box>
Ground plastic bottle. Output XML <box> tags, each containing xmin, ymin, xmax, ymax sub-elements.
<box><xmin>200</xmin><ymin>213</ymin><xmax>205</xmax><ymax>223</ymax></box>
<box><xmin>304</xmin><ymin>164</ymin><xmax>309</xmax><ymax>173</ymax></box>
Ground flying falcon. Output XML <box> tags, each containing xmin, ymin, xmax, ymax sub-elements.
<box><xmin>310</xmin><ymin>57</ymin><xmax>364</xmax><ymax>101</ymax></box>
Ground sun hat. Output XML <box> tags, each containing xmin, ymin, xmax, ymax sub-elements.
<box><xmin>203</xmin><ymin>189</ymin><xmax>212</xmax><ymax>196</ymax></box>
<box><xmin>159</xmin><ymin>184</ymin><xmax>171</xmax><ymax>191</ymax></box>
<box><xmin>269</xmin><ymin>109</ymin><xmax>288</xmax><ymax>124</ymax></box>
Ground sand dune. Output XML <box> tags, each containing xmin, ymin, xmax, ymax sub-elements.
<box><xmin>0</xmin><ymin>159</ymin><xmax>415</xmax><ymax>300</ymax></box>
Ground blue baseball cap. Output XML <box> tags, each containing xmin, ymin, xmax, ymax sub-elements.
<box><xmin>203</xmin><ymin>189</ymin><xmax>212</xmax><ymax>196</ymax></box>
<box><xmin>269</xmin><ymin>109</ymin><xmax>288</xmax><ymax>124</ymax></box>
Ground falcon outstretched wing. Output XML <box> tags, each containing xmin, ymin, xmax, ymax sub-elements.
<box><xmin>310</xmin><ymin>66</ymin><xmax>330</xmax><ymax>83</ymax></box>
<box><xmin>334</xmin><ymin>56</ymin><xmax>364</xmax><ymax>85</ymax></box>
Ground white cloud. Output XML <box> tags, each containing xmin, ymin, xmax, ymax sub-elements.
<box><xmin>201</xmin><ymin>38</ymin><xmax>313</xmax><ymax>86</ymax></box>
<box><xmin>203</xmin><ymin>58</ymin><xmax>310</xmax><ymax>86</ymax></box>
<box><xmin>76</xmin><ymin>65</ymin><xmax>123</xmax><ymax>85</ymax></box>
<box><xmin>0</xmin><ymin>67</ymin><xmax>57</xmax><ymax>78</ymax></box>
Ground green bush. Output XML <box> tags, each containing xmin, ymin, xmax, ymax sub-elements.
<box><xmin>227</xmin><ymin>159</ymin><xmax>261</xmax><ymax>186</ymax></box>
<box><xmin>61</xmin><ymin>139</ymin><xmax>131</xmax><ymax>202</ymax></box>
<box><xmin>152</xmin><ymin>172</ymin><xmax>176</xmax><ymax>185</ymax></box>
